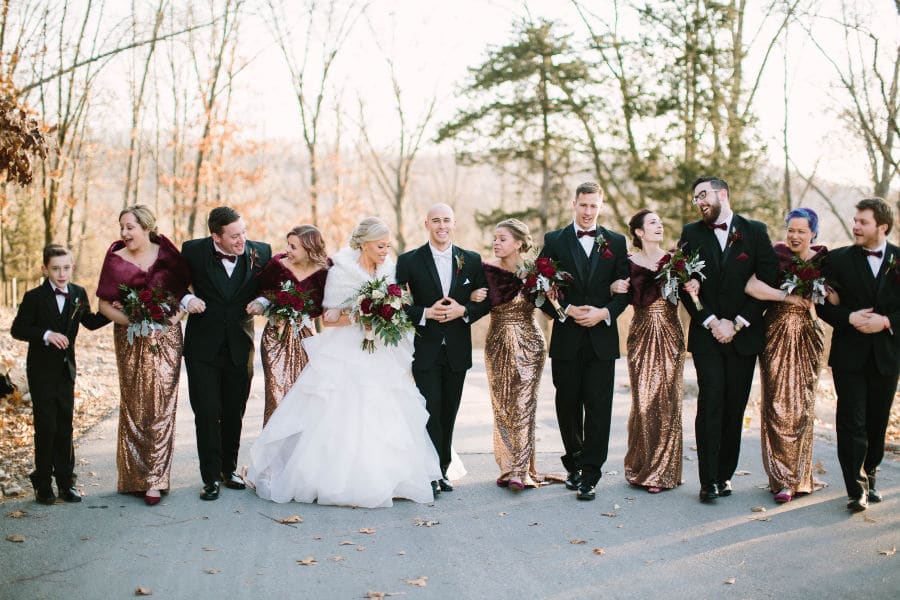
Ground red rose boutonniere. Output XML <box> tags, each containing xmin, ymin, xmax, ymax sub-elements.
<box><xmin>249</xmin><ymin>248</ymin><xmax>260</xmax><ymax>271</ymax></box>
<box><xmin>885</xmin><ymin>254</ymin><xmax>900</xmax><ymax>282</ymax></box>
<box><xmin>727</xmin><ymin>229</ymin><xmax>743</xmax><ymax>249</ymax></box>
<box><xmin>594</xmin><ymin>232</ymin><xmax>613</xmax><ymax>259</ymax></box>
<box><xmin>455</xmin><ymin>254</ymin><xmax>465</xmax><ymax>278</ymax></box>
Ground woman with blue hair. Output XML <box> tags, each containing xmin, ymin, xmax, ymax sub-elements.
<box><xmin>744</xmin><ymin>207</ymin><xmax>837</xmax><ymax>503</ymax></box>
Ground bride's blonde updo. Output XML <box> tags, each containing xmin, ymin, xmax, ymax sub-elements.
<box><xmin>348</xmin><ymin>217</ymin><xmax>391</xmax><ymax>250</ymax></box>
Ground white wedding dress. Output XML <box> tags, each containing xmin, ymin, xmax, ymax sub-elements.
<box><xmin>247</xmin><ymin>247</ymin><xmax>443</xmax><ymax>507</ymax></box>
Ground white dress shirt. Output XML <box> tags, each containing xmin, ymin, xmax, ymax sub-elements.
<box><xmin>43</xmin><ymin>285</ymin><xmax>68</xmax><ymax>344</ymax></box>
<box><xmin>865</xmin><ymin>242</ymin><xmax>887</xmax><ymax>277</ymax></box>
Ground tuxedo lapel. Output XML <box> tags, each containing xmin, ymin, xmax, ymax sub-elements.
<box><xmin>449</xmin><ymin>246</ymin><xmax>460</xmax><ymax>293</ymax></box>
<box><xmin>701</xmin><ymin>228</ymin><xmax>722</xmax><ymax>273</ymax></box>
<box><xmin>203</xmin><ymin>239</ymin><xmax>230</xmax><ymax>299</ymax></box>
<box><xmin>852</xmin><ymin>245</ymin><xmax>878</xmax><ymax>299</ymax></box>
<box><xmin>874</xmin><ymin>244</ymin><xmax>896</xmax><ymax>298</ymax></box>
<box><xmin>564</xmin><ymin>225</ymin><xmax>589</xmax><ymax>283</ymax></box>
<box><xmin>419</xmin><ymin>244</ymin><xmax>443</xmax><ymax>298</ymax></box>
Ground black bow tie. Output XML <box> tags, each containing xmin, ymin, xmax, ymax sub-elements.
<box><xmin>54</xmin><ymin>288</ymin><xmax>69</xmax><ymax>298</ymax></box>
<box><xmin>862</xmin><ymin>249</ymin><xmax>883</xmax><ymax>258</ymax></box>
<box><xmin>214</xmin><ymin>250</ymin><xmax>237</xmax><ymax>263</ymax></box>
<box><xmin>576</xmin><ymin>229</ymin><xmax>597</xmax><ymax>238</ymax></box>
<box><xmin>707</xmin><ymin>222</ymin><xmax>728</xmax><ymax>231</ymax></box>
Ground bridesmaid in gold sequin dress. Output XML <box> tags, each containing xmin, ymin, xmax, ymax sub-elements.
<box><xmin>613</xmin><ymin>210</ymin><xmax>698</xmax><ymax>493</ymax></box>
<box><xmin>97</xmin><ymin>206</ymin><xmax>190</xmax><ymax>506</ymax></box>
<box><xmin>744</xmin><ymin>207</ymin><xmax>836</xmax><ymax>503</ymax></box>
<box><xmin>247</xmin><ymin>225</ymin><xmax>328</xmax><ymax>426</ymax></box>
<box><xmin>470</xmin><ymin>219</ymin><xmax>548</xmax><ymax>491</ymax></box>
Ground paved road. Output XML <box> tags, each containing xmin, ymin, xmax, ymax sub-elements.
<box><xmin>2</xmin><ymin>351</ymin><xmax>898</xmax><ymax>599</ymax></box>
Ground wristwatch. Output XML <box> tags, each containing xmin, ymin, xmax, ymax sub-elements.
<box><xmin>733</xmin><ymin>319</ymin><xmax>744</xmax><ymax>332</ymax></box>
<box><xmin>462</xmin><ymin>306</ymin><xmax>469</xmax><ymax>319</ymax></box>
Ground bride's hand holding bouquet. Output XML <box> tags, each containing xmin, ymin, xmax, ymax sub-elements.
<box><xmin>349</xmin><ymin>276</ymin><xmax>415</xmax><ymax>353</ymax></box>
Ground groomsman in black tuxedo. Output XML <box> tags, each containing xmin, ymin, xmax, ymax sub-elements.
<box><xmin>678</xmin><ymin>177</ymin><xmax>777</xmax><ymax>503</ymax></box>
<box><xmin>396</xmin><ymin>203</ymin><xmax>489</xmax><ymax>495</ymax></box>
<box><xmin>181</xmin><ymin>207</ymin><xmax>271</xmax><ymax>500</ymax></box>
<box><xmin>538</xmin><ymin>182</ymin><xmax>629</xmax><ymax>501</ymax></box>
<box><xmin>11</xmin><ymin>244</ymin><xmax>109</xmax><ymax>504</ymax></box>
<box><xmin>818</xmin><ymin>198</ymin><xmax>900</xmax><ymax>512</ymax></box>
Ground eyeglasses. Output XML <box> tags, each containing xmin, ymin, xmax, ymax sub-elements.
<box><xmin>691</xmin><ymin>189</ymin><xmax>718</xmax><ymax>205</ymax></box>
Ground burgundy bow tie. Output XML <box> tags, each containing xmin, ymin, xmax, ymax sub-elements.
<box><xmin>54</xmin><ymin>288</ymin><xmax>69</xmax><ymax>298</ymax></box>
<box><xmin>707</xmin><ymin>222</ymin><xmax>728</xmax><ymax>231</ymax></box>
<box><xmin>862</xmin><ymin>249</ymin><xmax>883</xmax><ymax>258</ymax></box>
<box><xmin>214</xmin><ymin>250</ymin><xmax>237</xmax><ymax>263</ymax></box>
<box><xmin>576</xmin><ymin>229</ymin><xmax>597</xmax><ymax>238</ymax></box>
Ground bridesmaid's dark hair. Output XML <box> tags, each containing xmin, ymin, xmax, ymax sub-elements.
<box><xmin>629</xmin><ymin>209</ymin><xmax>653</xmax><ymax>250</ymax></box>
<box><xmin>119</xmin><ymin>205</ymin><xmax>159</xmax><ymax>240</ymax></box>
<box><xmin>287</xmin><ymin>225</ymin><xmax>328</xmax><ymax>268</ymax></box>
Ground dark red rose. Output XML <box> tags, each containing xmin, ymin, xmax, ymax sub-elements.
<box><xmin>387</xmin><ymin>284</ymin><xmax>402</xmax><ymax>297</ymax></box>
<box><xmin>360</xmin><ymin>297</ymin><xmax>374</xmax><ymax>315</ymax></box>
<box><xmin>290</xmin><ymin>294</ymin><xmax>305</xmax><ymax>311</ymax></box>
<box><xmin>138</xmin><ymin>288</ymin><xmax>154</xmax><ymax>303</ymax></box>
<box><xmin>673</xmin><ymin>259</ymin><xmax>687</xmax><ymax>271</ymax></box>
<box><xmin>525</xmin><ymin>274</ymin><xmax>538</xmax><ymax>288</ymax></box>
<box><xmin>275</xmin><ymin>290</ymin><xmax>293</xmax><ymax>306</ymax></box>
<box><xmin>148</xmin><ymin>304</ymin><xmax>165</xmax><ymax>321</ymax></box>
<box><xmin>658</xmin><ymin>254</ymin><xmax>672</xmax><ymax>266</ymax></box>
<box><xmin>535</xmin><ymin>257</ymin><xmax>556</xmax><ymax>277</ymax></box>
<box><xmin>379</xmin><ymin>304</ymin><xmax>395</xmax><ymax>319</ymax></box>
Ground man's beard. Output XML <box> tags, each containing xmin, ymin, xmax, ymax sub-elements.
<box><xmin>701</xmin><ymin>202</ymin><xmax>721</xmax><ymax>226</ymax></box>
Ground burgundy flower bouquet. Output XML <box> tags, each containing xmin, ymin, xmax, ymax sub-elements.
<box><xmin>263</xmin><ymin>280</ymin><xmax>316</xmax><ymax>340</ymax></box>
<box><xmin>349</xmin><ymin>276</ymin><xmax>415</xmax><ymax>353</ymax></box>
<box><xmin>518</xmin><ymin>256</ymin><xmax>574</xmax><ymax>319</ymax></box>
<box><xmin>118</xmin><ymin>284</ymin><xmax>178</xmax><ymax>349</ymax></box>
<box><xmin>780</xmin><ymin>255</ymin><xmax>827</xmax><ymax>304</ymax></box>
<box><xmin>656</xmin><ymin>245</ymin><xmax>706</xmax><ymax>310</ymax></box>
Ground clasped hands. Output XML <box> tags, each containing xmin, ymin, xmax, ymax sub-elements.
<box><xmin>850</xmin><ymin>308</ymin><xmax>890</xmax><ymax>334</ymax></box>
<box><xmin>426</xmin><ymin>297</ymin><xmax>466</xmax><ymax>322</ymax></box>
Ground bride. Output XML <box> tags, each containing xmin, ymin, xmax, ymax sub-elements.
<box><xmin>247</xmin><ymin>217</ymin><xmax>442</xmax><ymax>507</ymax></box>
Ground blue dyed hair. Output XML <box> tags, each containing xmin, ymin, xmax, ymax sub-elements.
<box><xmin>785</xmin><ymin>207</ymin><xmax>819</xmax><ymax>240</ymax></box>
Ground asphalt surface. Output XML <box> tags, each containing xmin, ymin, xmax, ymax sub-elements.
<box><xmin>1</xmin><ymin>350</ymin><xmax>898</xmax><ymax>600</ymax></box>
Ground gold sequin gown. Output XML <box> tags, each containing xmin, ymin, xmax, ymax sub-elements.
<box><xmin>96</xmin><ymin>234</ymin><xmax>190</xmax><ymax>494</ymax></box>
<box><xmin>624</xmin><ymin>260</ymin><xmax>684</xmax><ymax>490</ymax></box>
<box><xmin>759</xmin><ymin>244</ymin><xmax>827</xmax><ymax>494</ymax></box>
<box><xmin>257</xmin><ymin>260</ymin><xmax>328</xmax><ymax>426</ymax></box>
<box><xmin>483</xmin><ymin>264</ymin><xmax>546</xmax><ymax>487</ymax></box>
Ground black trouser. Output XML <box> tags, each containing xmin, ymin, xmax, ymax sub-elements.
<box><xmin>413</xmin><ymin>347</ymin><xmax>467</xmax><ymax>477</ymax></box>
<box><xmin>550</xmin><ymin>338</ymin><xmax>615</xmax><ymax>485</ymax></box>
<box><xmin>30</xmin><ymin>379</ymin><xmax>76</xmax><ymax>490</ymax></box>
<box><xmin>186</xmin><ymin>345</ymin><xmax>252</xmax><ymax>485</ymax></box>
<box><xmin>692</xmin><ymin>347</ymin><xmax>757</xmax><ymax>486</ymax></box>
<box><xmin>832</xmin><ymin>361</ymin><xmax>897</xmax><ymax>498</ymax></box>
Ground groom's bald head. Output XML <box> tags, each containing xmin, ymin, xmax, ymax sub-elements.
<box><xmin>425</xmin><ymin>203</ymin><xmax>455</xmax><ymax>250</ymax></box>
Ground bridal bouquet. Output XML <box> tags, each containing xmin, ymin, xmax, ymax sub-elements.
<box><xmin>118</xmin><ymin>284</ymin><xmax>178</xmax><ymax>349</ymax></box>
<box><xmin>349</xmin><ymin>276</ymin><xmax>415</xmax><ymax>353</ymax></box>
<box><xmin>263</xmin><ymin>280</ymin><xmax>315</xmax><ymax>340</ymax></box>
<box><xmin>780</xmin><ymin>255</ymin><xmax>828</xmax><ymax>304</ymax></box>
<box><xmin>656</xmin><ymin>245</ymin><xmax>706</xmax><ymax>310</ymax></box>
<box><xmin>518</xmin><ymin>257</ymin><xmax>574</xmax><ymax>319</ymax></box>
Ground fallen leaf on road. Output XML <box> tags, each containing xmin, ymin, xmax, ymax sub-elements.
<box><xmin>278</xmin><ymin>515</ymin><xmax>303</xmax><ymax>524</ymax></box>
<box><xmin>689</xmin><ymin>445</ymin><xmax>697</xmax><ymax>451</ymax></box>
<box><xmin>366</xmin><ymin>593</ymin><xmax>385</xmax><ymax>599</ymax></box>
<box><xmin>569</xmin><ymin>539</ymin><xmax>587</xmax><ymax>545</ymax></box>
<box><xmin>296</xmin><ymin>557</ymin><xmax>317</xmax><ymax>566</ymax></box>
<box><xmin>734</xmin><ymin>470</ymin><xmax>751</xmax><ymax>476</ymax></box>
<box><xmin>405</xmin><ymin>577</ymin><xmax>428</xmax><ymax>587</ymax></box>
<box><xmin>624</xmin><ymin>496</ymin><xmax>636</xmax><ymax>501</ymax></box>
<box><xmin>397</xmin><ymin>550</ymin><xmax>406</xmax><ymax>555</ymax></box>
<box><xmin>529</xmin><ymin>522</ymin><xmax>542</xmax><ymax>526</ymax></box>
<box><xmin>601</xmin><ymin>512</ymin><xmax>616</xmax><ymax>518</ymax></box>
<box><xmin>6</xmin><ymin>510</ymin><xmax>26</xmax><ymax>518</ymax></box>
<box><xmin>864</xmin><ymin>515</ymin><xmax>877</xmax><ymax>523</ymax></box>
<box><xmin>204</xmin><ymin>569</ymin><xmax>221</xmax><ymax>575</ymax></box>
<box><xmin>202</xmin><ymin>547</ymin><xmax>216</xmax><ymax>552</ymax></box>
<box><xmin>340</xmin><ymin>541</ymin><xmax>355</xmax><ymax>546</ymax></box>
<box><xmin>359</xmin><ymin>528</ymin><xmax>376</xmax><ymax>534</ymax></box>
<box><xmin>313</xmin><ymin>535</ymin><xmax>323</xmax><ymax>540</ymax></box>
<box><xmin>6</xmin><ymin>534</ymin><xmax>24</xmax><ymax>542</ymax></box>
<box><xmin>613</xmin><ymin>504</ymin><xmax>621</xmax><ymax>509</ymax></box>
<box><xmin>134</xmin><ymin>588</ymin><xmax>152</xmax><ymax>596</ymax></box>
<box><xmin>617</xmin><ymin>525</ymin><xmax>624</xmax><ymax>529</ymax></box>
<box><xmin>814</xmin><ymin>460</ymin><xmax>826</xmax><ymax>474</ymax></box>
<box><xmin>332</xmin><ymin>556</ymin><xmax>345</xmax><ymax>562</ymax></box>
<box><xmin>413</xmin><ymin>517</ymin><xmax>439</xmax><ymax>527</ymax></box>
<box><xmin>750</xmin><ymin>506</ymin><xmax>767</xmax><ymax>512</ymax></box>
<box><xmin>592</xmin><ymin>548</ymin><xmax>606</xmax><ymax>555</ymax></box>
<box><xmin>749</xmin><ymin>516</ymin><xmax>771</xmax><ymax>522</ymax></box>
<box><xmin>605</xmin><ymin>470</ymin><xmax>619</xmax><ymax>475</ymax></box>
<box><xmin>724</xmin><ymin>577</ymin><xmax>736</xmax><ymax>585</ymax></box>
<box><xmin>878</xmin><ymin>547</ymin><xmax>896</xmax><ymax>556</ymax></box>
<box><xmin>356</xmin><ymin>546</ymin><xmax>366</xmax><ymax>552</ymax></box>
<box><xmin>684</xmin><ymin>456</ymin><xmax>693</xmax><ymax>461</ymax></box>
<box><xmin>498</xmin><ymin>512</ymin><xmax>508</xmax><ymax>516</ymax></box>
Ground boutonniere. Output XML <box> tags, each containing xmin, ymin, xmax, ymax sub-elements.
<box><xmin>455</xmin><ymin>253</ymin><xmax>465</xmax><ymax>277</ymax></box>
<box><xmin>727</xmin><ymin>229</ymin><xmax>743</xmax><ymax>249</ymax></box>
<box><xmin>594</xmin><ymin>232</ymin><xmax>613</xmax><ymax>259</ymax></box>
<box><xmin>70</xmin><ymin>297</ymin><xmax>83</xmax><ymax>320</ymax></box>
<box><xmin>885</xmin><ymin>254</ymin><xmax>900</xmax><ymax>282</ymax></box>
<box><xmin>249</xmin><ymin>248</ymin><xmax>260</xmax><ymax>271</ymax></box>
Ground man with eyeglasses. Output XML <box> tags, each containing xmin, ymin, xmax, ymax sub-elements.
<box><xmin>678</xmin><ymin>177</ymin><xmax>778</xmax><ymax>503</ymax></box>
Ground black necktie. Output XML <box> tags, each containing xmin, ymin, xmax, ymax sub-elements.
<box><xmin>576</xmin><ymin>229</ymin><xmax>597</xmax><ymax>238</ymax></box>
<box><xmin>214</xmin><ymin>250</ymin><xmax>237</xmax><ymax>263</ymax></box>
<box><xmin>707</xmin><ymin>222</ymin><xmax>727</xmax><ymax>231</ymax></box>
<box><xmin>54</xmin><ymin>288</ymin><xmax>69</xmax><ymax>298</ymax></box>
<box><xmin>862</xmin><ymin>249</ymin><xmax>883</xmax><ymax>258</ymax></box>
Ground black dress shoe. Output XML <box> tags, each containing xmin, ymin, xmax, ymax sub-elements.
<box><xmin>868</xmin><ymin>489</ymin><xmax>883</xmax><ymax>503</ymax></box>
<box><xmin>564</xmin><ymin>471</ymin><xmax>582</xmax><ymax>491</ymax></box>
<box><xmin>718</xmin><ymin>480</ymin><xmax>733</xmax><ymax>497</ymax></box>
<box><xmin>58</xmin><ymin>487</ymin><xmax>82</xmax><ymax>503</ymax></box>
<box><xmin>699</xmin><ymin>483</ymin><xmax>720</xmax><ymax>503</ymax></box>
<box><xmin>34</xmin><ymin>488</ymin><xmax>56</xmax><ymax>505</ymax></box>
<box><xmin>576</xmin><ymin>483</ymin><xmax>596</xmax><ymax>501</ymax></box>
<box><xmin>200</xmin><ymin>482</ymin><xmax>220</xmax><ymax>501</ymax></box>
<box><xmin>847</xmin><ymin>494</ymin><xmax>868</xmax><ymax>512</ymax></box>
<box><xmin>222</xmin><ymin>472</ymin><xmax>246</xmax><ymax>490</ymax></box>
<box><xmin>431</xmin><ymin>480</ymin><xmax>441</xmax><ymax>496</ymax></box>
<box><xmin>438</xmin><ymin>478</ymin><xmax>453</xmax><ymax>492</ymax></box>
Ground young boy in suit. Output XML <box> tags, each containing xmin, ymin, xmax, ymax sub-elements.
<box><xmin>10</xmin><ymin>244</ymin><xmax>109</xmax><ymax>504</ymax></box>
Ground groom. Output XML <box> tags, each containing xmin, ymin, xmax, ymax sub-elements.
<box><xmin>539</xmin><ymin>182</ymin><xmax>629</xmax><ymax>501</ymax></box>
<box><xmin>396</xmin><ymin>203</ymin><xmax>489</xmax><ymax>495</ymax></box>
<box><xmin>181</xmin><ymin>206</ymin><xmax>271</xmax><ymax>501</ymax></box>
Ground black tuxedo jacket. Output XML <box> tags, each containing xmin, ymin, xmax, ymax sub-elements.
<box><xmin>181</xmin><ymin>237</ymin><xmax>272</xmax><ymax>365</ymax></box>
<box><xmin>395</xmin><ymin>243</ymin><xmax>489</xmax><ymax>371</ymax></box>
<box><xmin>538</xmin><ymin>224</ymin><xmax>630</xmax><ymax>360</ymax></box>
<box><xmin>818</xmin><ymin>243</ymin><xmax>900</xmax><ymax>376</ymax></box>
<box><xmin>677</xmin><ymin>215</ymin><xmax>777</xmax><ymax>356</ymax></box>
<box><xmin>10</xmin><ymin>280</ymin><xmax>109</xmax><ymax>392</ymax></box>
